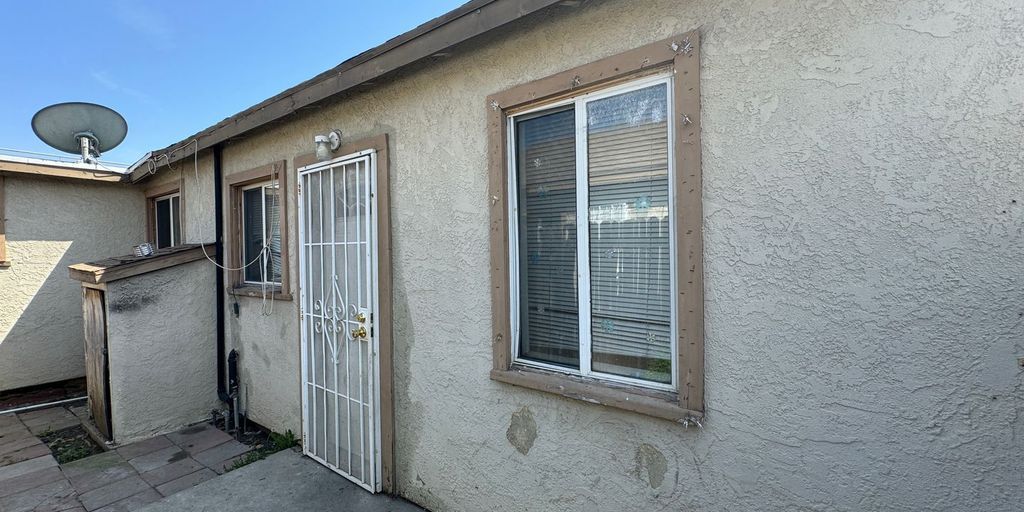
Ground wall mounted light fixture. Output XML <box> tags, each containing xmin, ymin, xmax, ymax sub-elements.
<box><xmin>314</xmin><ymin>129</ymin><xmax>342</xmax><ymax>161</ymax></box>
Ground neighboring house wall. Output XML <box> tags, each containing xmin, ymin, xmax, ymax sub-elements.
<box><xmin>104</xmin><ymin>259</ymin><xmax>220</xmax><ymax>444</ymax></box>
<box><xmin>0</xmin><ymin>175</ymin><xmax>145</xmax><ymax>392</ymax></box>
<box><xmin>148</xmin><ymin>0</ymin><xmax>1021</xmax><ymax>510</ymax></box>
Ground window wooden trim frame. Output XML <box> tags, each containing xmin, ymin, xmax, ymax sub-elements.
<box><xmin>145</xmin><ymin>180</ymin><xmax>184</xmax><ymax>248</ymax></box>
<box><xmin>226</xmin><ymin>160</ymin><xmax>292</xmax><ymax>300</ymax></box>
<box><xmin>487</xmin><ymin>31</ymin><xmax>704</xmax><ymax>422</ymax></box>
<box><xmin>0</xmin><ymin>176</ymin><xmax>9</xmax><ymax>268</ymax></box>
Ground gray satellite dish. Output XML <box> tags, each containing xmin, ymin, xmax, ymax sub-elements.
<box><xmin>32</xmin><ymin>102</ymin><xmax>127</xmax><ymax>162</ymax></box>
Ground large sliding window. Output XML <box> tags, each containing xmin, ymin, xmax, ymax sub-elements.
<box><xmin>491</xmin><ymin>33</ymin><xmax>703</xmax><ymax>419</ymax></box>
<box><xmin>510</xmin><ymin>75</ymin><xmax>675</xmax><ymax>390</ymax></box>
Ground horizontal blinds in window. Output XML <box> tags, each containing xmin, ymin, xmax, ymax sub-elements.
<box><xmin>243</xmin><ymin>188</ymin><xmax>265</xmax><ymax>283</ymax></box>
<box><xmin>265</xmin><ymin>187</ymin><xmax>282</xmax><ymax>283</ymax></box>
<box><xmin>587</xmin><ymin>83</ymin><xmax>672</xmax><ymax>383</ymax></box>
<box><xmin>516</xmin><ymin>108</ymin><xmax>580</xmax><ymax>368</ymax></box>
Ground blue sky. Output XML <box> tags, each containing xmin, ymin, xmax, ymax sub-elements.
<box><xmin>0</xmin><ymin>1</ymin><xmax>465</xmax><ymax>164</ymax></box>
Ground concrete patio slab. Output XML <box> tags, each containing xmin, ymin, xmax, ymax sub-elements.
<box><xmin>93</xmin><ymin>489</ymin><xmax>161</xmax><ymax>512</ymax></box>
<box><xmin>0</xmin><ymin>433</ymin><xmax>43</xmax><ymax>457</ymax></box>
<box><xmin>0</xmin><ymin>452</ymin><xmax>57</xmax><ymax>481</ymax></box>
<box><xmin>116</xmin><ymin>436</ymin><xmax>173</xmax><ymax>460</ymax></box>
<box><xmin>0</xmin><ymin>412</ymin><xmax>370</xmax><ymax>512</ymax></box>
<box><xmin>164</xmin><ymin>425</ymin><xmax>231</xmax><ymax>456</ymax></box>
<box><xmin>137</xmin><ymin>449</ymin><xmax>425</xmax><ymax>512</ymax></box>
<box><xmin>0</xmin><ymin>478</ymin><xmax>79</xmax><ymax>512</ymax></box>
<box><xmin>78</xmin><ymin>475</ymin><xmax>151</xmax><ymax>511</ymax></box>
<box><xmin>19</xmin><ymin>406</ymin><xmax>80</xmax><ymax>435</ymax></box>
<box><xmin>62</xmin><ymin>451</ymin><xmax>137</xmax><ymax>494</ymax></box>
<box><xmin>0</xmin><ymin>464</ymin><xmax>65</xmax><ymax>499</ymax></box>
<box><xmin>0</xmin><ymin>420</ymin><xmax>29</xmax><ymax>437</ymax></box>
<box><xmin>154</xmin><ymin>468</ymin><xmax>216</xmax><ymax>497</ymax></box>
<box><xmin>190</xmin><ymin>439</ymin><xmax>251</xmax><ymax>471</ymax></box>
<box><xmin>0</xmin><ymin>442</ymin><xmax>51</xmax><ymax>466</ymax></box>
<box><xmin>125</xmin><ymin>446</ymin><xmax>188</xmax><ymax>474</ymax></box>
<box><xmin>138</xmin><ymin>458</ymin><xmax>205</xmax><ymax>487</ymax></box>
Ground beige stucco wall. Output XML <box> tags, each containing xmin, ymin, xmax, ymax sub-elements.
<box><xmin>157</xmin><ymin>0</ymin><xmax>1022</xmax><ymax>510</ymax></box>
<box><xmin>140</xmin><ymin>153</ymin><xmax>216</xmax><ymax>244</ymax></box>
<box><xmin>0</xmin><ymin>175</ymin><xmax>145</xmax><ymax>392</ymax></box>
<box><xmin>104</xmin><ymin>259</ymin><xmax>220</xmax><ymax>444</ymax></box>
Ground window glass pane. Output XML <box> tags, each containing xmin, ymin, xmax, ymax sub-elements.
<box><xmin>155</xmin><ymin>198</ymin><xmax>172</xmax><ymax>249</ymax></box>
<box><xmin>516</xmin><ymin>107</ymin><xmax>579</xmax><ymax>368</ymax></box>
<box><xmin>264</xmin><ymin>185</ymin><xmax>282</xmax><ymax>284</ymax></box>
<box><xmin>170</xmin><ymin>196</ymin><xmax>181</xmax><ymax>246</ymax></box>
<box><xmin>243</xmin><ymin>187</ymin><xmax>265</xmax><ymax>283</ymax></box>
<box><xmin>587</xmin><ymin>83</ymin><xmax>672</xmax><ymax>384</ymax></box>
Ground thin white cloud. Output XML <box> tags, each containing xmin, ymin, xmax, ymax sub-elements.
<box><xmin>90</xmin><ymin>70</ymin><xmax>154</xmax><ymax>104</ymax></box>
<box><xmin>112</xmin><ymin>0</ymin><xmax>175</xmax><ymax>51</ymax></box>
<box><xmin>121</xmin><ymin>87</ymin><xmax>152</xmax><ymax>103</ymax></box>
<box><xmin>90</xmin><ymin>71</ymin><xmax>119</xmax><ymax>91</ymax></box>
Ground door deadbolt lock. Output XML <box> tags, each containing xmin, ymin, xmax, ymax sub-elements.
<box><xmin>355</xmin><ymin>312</ymin><xmax>366</xmax><ymax>323</ymax></box>
<box><xmin>351</xmin><ymin>326</ymin><xmax>367</xmax><ymax>339</ymax></box>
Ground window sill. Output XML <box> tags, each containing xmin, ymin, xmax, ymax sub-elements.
<box><xmin>490</xmin><ymin>366</ymin><xmax>702</xmax><ymax>425</ymax></box>
<box><xmin>230</xmin><ymin>285</ymin><xmax>292</xmax><ymax>301</ymax></box>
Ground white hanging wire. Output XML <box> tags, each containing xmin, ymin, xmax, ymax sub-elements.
<box><xmin>259</xmin><ymin>183</ymin><xmax>279</xmax><ymax>316</ymax></box>
<box><xmin>152</xmin><ymin>139</ymin><xmax>282</xmax><ymax>315</ymax></box>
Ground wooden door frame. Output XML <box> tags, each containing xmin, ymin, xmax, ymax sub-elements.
<box><xmin>294</xmin><ymin>133</ymin><xmax>394</xmax><ymax>493</ymax></box>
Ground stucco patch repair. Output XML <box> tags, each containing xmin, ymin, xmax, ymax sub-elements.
<box><xmin>634</xmin><ymin>443</ymin><xmax>667</xmax><ymax>489</ymax></box>
<box><xmin>506</xmin><ymin>406</ymin><xmax>537</xmax><ymax>455</ymax></box>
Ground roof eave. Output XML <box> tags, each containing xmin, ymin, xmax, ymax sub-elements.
<box><xmin>131</xmin><ymin>0</ymin><xmax>566</xmax><ymax>183</ymax></box>
<box><xmin>0</xmin><ymin>155</ymin><xmax>127</xmax><ymax>183</ymax></box>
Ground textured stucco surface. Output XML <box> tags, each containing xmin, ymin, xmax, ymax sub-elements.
<box><xmin>153</xmin><ymin>0</ymin><xmax>1022</xmax><ymax>510</ymax></box>
<box><xmin>105</xmin><ymin>259</ymin><xmax>220</xmax><ymax>444</ymax></box>
<box><xmin>142</xmin><ymin>153</ymin><xmax>216</xmax><ymax>244</ymax></box>
<box><xmin>0</xmin><ymin>175</ymin><xmax>145</xmax><ymax>391</ymax></box>
<box><xmin>146</xmin><ymin>152</ymin><xmax>302</xmax><ymax>435</ymax></box>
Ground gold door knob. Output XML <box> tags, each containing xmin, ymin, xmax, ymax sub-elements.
<box><xmin>351</xmin><ymin>326</ymin><xmax>367</xmax><ymax>339</ymax></box>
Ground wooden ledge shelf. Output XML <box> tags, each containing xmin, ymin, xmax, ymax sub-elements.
<box><xmin>491</xmin><ymin>366</ymin><xmax>703</xmax><ymax>425</ymax></box>
<box><xmin>69</xmin><ymin>244</ymin><xmax>217</xmax><ymax>285</ymax></box>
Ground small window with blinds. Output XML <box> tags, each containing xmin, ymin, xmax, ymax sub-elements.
<box><xmin>227</xmin><ymin>160</ymin><xmax>291</xmax><ymax>299</ymax></box>
<box><xmin>510</xmin><ymin>74</ymin><xmax>676</xmax><ymax>390</ymax></box>
<box><xmin>241</xmin><ymin>181</ymin><xmax>282</xmax><ymax>285</ymax></box>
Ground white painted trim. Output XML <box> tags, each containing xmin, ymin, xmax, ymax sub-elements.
<box><xmin>153</xmin><ymin>192</ymin><xmax>181</xmax><ymax>248</ymax></box>
<box><xmin>298</xmin><ymin>151</ymin><xmax>382</xmax><ymax>493</ymax></box>
<box><xmin>0</xmin><ymin>152</ymin><xmax>128</xmax><ymax>172</ymax></box>
<box><xmin>240</xmin><ymin>181</ymin><xmax>282</xmax><ymax>286</ymax></box>
<box><xmin>575</xmin><ymin>89</ymin><xmax>593</xmax><ymax>377</ymax></box>
<box><xmin>297</xmin><ymin>149</ymin><xmax>376</xmax><ymax>175</ymax></box>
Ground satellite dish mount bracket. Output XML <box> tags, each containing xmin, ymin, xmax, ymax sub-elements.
<box><xmin>74</xmin><ymin>131</ymin><xmax>100</xmax><ymax>162</ymax></box>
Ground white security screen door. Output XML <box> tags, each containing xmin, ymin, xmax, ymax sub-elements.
<box><xmin>298</xmin><ymin>150</ymin><xmax>381</xmax><ymax>493</ymax></box>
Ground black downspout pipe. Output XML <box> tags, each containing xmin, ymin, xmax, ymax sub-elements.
<box><xmin>213</xmin><ymin>145</ymin><xmax>233</xmax><ymax>405</ymax></box>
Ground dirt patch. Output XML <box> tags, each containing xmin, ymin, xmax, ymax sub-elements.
<box><xmin>0</xmin><ymin>379</ymin><xmax>86</xmax><ymax>410</ymax></box>
<box><xmin>39</xmin><ymin>425</ymin><xmax>104</xmax><ymax>464</ymax></box>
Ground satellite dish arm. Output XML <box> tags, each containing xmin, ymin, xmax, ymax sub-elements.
<box><xmin>74</xmin><ymin>132</ymin><xmax>99</xmax><ymax>162</ymax></box>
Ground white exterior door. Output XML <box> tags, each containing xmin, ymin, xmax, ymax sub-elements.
<box><xmin>298</xmin><ymin>150</ymin><xmax>381</xmax><ymax>492</ymax></box>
